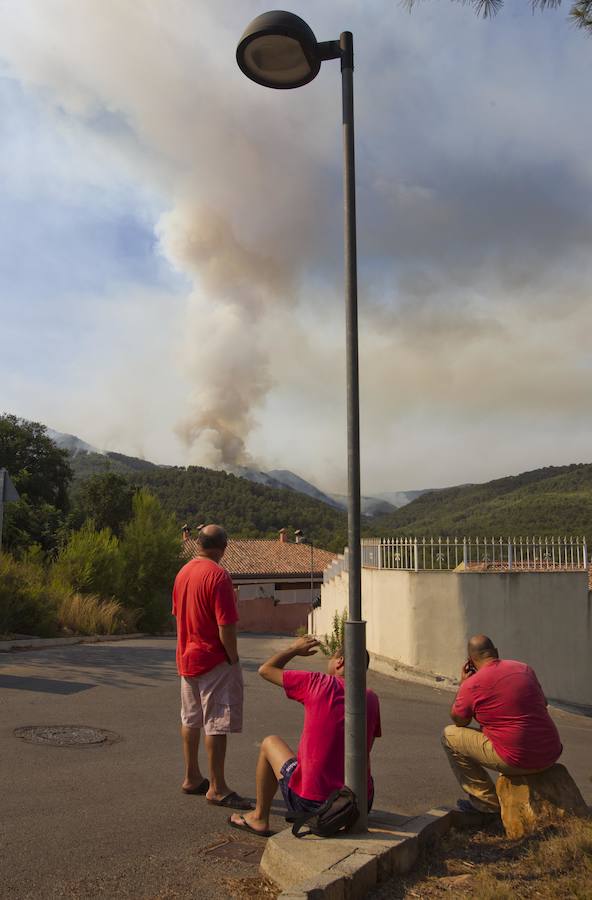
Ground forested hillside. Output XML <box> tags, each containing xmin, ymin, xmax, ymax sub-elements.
<box><xmin>70</xmin><ymin>450</ymin><xmax>159</xmax><ymax>479</ymax></box>
<box><xmin>370</xmin><ymin>464</ymin><xmax>592</xmax><ymax>537</ymax></box>
<box><xmin>69</xmin><ymin>450</ymin><xmax>592</xmax><ymax>544</ymax></box>
<box><xmin>70</xmin><ymin>453</ymin><xmax>348</xmax><ymax>551</ymax></box>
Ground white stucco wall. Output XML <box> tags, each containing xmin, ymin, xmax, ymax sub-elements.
<box><xmin>311</xmin><ymin>569</ymin><xmax>592</xmax><ymax>707</ymax></box>
<box><xmin>236</xmin><ymin>581</ymin><xmax>318</xmax><ymax>605</ymax></box>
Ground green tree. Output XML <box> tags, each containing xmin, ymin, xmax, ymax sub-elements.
<box><xmin>407</xmin><ymin>0</ymin><xmax>592</xmax><ymax>33</ymax></box>
<box><xmin>51</xmin><ymin>521</ymin><xmax>121</xmax><ymax>600</ymax></box>
<box><xmin>73</xmin><ymin>472</ymin><xmax>134</xmax><ymax>536</ymax></box>
<box><xmin>5</xmin><ymin>501</ymin><xmax>65</xmax><ymax>555</ymax></box>
<box><xmin>0</xmin><ymin>550</ymin><xmax>56</xmax><ymax>637</ymax></box>
<box><xmin>118</xmin><ymin>489</ymin><xmax>182</xmax><ymax>632</ymax></box>
<box><xmin>572</xmin><ymin>0</ymin><xmax>592</xmax><ymax>29</ymax></box>
<box><xmin>0</xmin><ymin>415</ymin><xmax>73</xmax><ymax>552</ymax></box>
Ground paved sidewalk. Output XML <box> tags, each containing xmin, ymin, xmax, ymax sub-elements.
<box><xmin>1</xmin><ymin>636</ymin><xmax>590</xmax><ymax>898</ymax></box>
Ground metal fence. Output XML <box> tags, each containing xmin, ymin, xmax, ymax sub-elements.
<box><xmin>359</xmin><ymin>536</ymin><xmax>588</xmax><ymax>572</ymax></box>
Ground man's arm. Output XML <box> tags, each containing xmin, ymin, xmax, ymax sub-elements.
<box><xmin>449</xmin><ymin>660</ymin><xmax>474</xmax><ymax>726</ymax></box>
<box><xmin>219</xmin><ymin>623</ymin><xmax>239</xmax><ymax>665</ymax></box>
<box><xmin>450</xmin><ymin>704</ymin><xmax>472</xmax><ymax>727</ymax></box>
<box><xmin>259</xmin><ymin>635</ymin><xmax>320</xmax><ymax>686</ymax></box>
<box><xmin>531</xmin><ymin>668</ymin><xmax>549</xmax><ymax>707</ymax></box>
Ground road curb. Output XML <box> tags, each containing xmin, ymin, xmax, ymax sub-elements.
<box><xmin>369</xmin><ymin>652</ymin><xmax>458</xmax><ymax>693</ymax></box>
<box><xmin>262</xmin><ymin>806</ymin><xmax>488</xmax><ymax>899</ymax></box>
<box><xmin>0</xmin><ymin>633</ymin><xmax>148</xmax><ymax>652</ymax></box>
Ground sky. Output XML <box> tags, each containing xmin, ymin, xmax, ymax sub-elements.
<box><xmin>1</xmin><ymin>0</ymin><xmax>591</xmax><ymax>495</ymax></box>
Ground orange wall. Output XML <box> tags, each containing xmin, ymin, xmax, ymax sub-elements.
<box><xmin>237</xmin><ymin>596</ymin><xmax>310</xmax><ymax>635</ymax></box>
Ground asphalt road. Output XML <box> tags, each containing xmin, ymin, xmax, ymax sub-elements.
<box><xmin>1</xmin><ymin>636</ymin><xmax>590</xmax><ymax>899</ymax></box>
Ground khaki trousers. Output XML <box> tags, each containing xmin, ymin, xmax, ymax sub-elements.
<box><xmin>442</xmin><ymin>724</ymin><xmax>545</xmax><ymax>812</ymax></box>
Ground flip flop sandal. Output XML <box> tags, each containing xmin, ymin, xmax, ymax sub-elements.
<box><xmin>182</xmin><ymin>778</ymin><xmax>210</xmax><ymax>795</ymax></box>
<box><xmin>228</xmin><ymin>814</ymin><xmax>273</xmax><ymax>838</ymax></box>
<box><xmin>208</xmin><ymin>791</ymin><xmax>254</xmax><ymax>810</ymax></box>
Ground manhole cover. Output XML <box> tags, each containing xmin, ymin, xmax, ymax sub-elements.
<box><xmin>14</xmin><ymin>725</ymin><xmax>120</xmax><ymax>747</ymax></box>
<box><xmin>205</xmin><ymin>841</ymin><xmax>264</xmax><ymax>864</ymax></box>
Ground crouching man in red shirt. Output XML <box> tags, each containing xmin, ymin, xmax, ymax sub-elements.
<box><xmin>228</xmin><ymin>635</ymin><xmax>381</xmax><ymax>836</ymax></box>
<box><xmin>443</xmin><ymin>634</ymin><xmax>563</xmax><ymax>814</ymax></box>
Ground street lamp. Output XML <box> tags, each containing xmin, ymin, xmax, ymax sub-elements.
<box><xmin>294</xmin><ymin>529</ymin><xmax>315</xmax><ymax>610</ymax></box>
<box><xmin>237</xmin><ymin>11</ymin><xmax>367</xmax><ymax>830</ymax></box>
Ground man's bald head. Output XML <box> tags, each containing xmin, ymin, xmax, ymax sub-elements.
<box><xmin>197</xmin><ymin>524</ymin><xmax>228</xmax><ymax>561</ymax></box>
<box><xmin>468</xmin><ymin>634</ymin><xmax>499</xmax><ymax>668</ymax></box>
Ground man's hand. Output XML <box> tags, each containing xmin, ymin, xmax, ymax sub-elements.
<box><xmin>288</xmin><ymin>635</ymin><xmax>320</xmax><ymax>657</ymax></box>
<box><xmin>258</xmin><ymin>636</ymin><xmax>319</xmax><ymax>686</ymax></box>
<box><xmin>450</xmin><ymin>659</ymin><xmax>474</xmax><ymax>726</ymax></box>
<box><xmin>460</xmin><ymin>659</ymin><xmax>476</xmax><ymax>684</ymax></box>
<box><xmin>219</xmin><ymin>623</ymin><xmax>239</xmax><ymax>665</ymax></box>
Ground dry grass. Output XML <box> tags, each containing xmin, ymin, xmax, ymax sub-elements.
<box><xmin>220</xmin><ymin>874</ymin><xmax>277</xmax><ymax>899</ymax></box>
<box><xmin>371</xmin><ymin>815</ymin><xmax>592</xmax><ymax>899</ymax></box>
<box><xmin>57</xmin><ymin>593</ymin><xmax>138</xmax><ymax>636</ymax></box>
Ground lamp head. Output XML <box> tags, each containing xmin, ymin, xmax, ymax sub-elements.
<box><xmin>236</xmin><ymin>10</ymin><xmax>321</xmax><ymax>89</ymax></box>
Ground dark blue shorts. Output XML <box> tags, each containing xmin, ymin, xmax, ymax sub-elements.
<box><xmin>278</xmin><ymin>758</ymin><xmax>322</xmax><ymax>816</ymax></box>
<box><xmin>278</xmin><ymin>757</ymin><xmax>375</xmax><ymax>816</ymax></box>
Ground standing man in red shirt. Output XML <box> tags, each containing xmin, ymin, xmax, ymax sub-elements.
<box><xmin>228</xmin><ymin>635</ymin><xmax>381</xmax><ymax>836</ymax></box>
<box><xmin>172</xmin><ymin>524</ymin><xmax>251</xmax><ymax>811</ymax></box>
<box><xmin>442</xmin><ymin>634</ymin><xmax>563</xmax><ymax>814</ymax></box>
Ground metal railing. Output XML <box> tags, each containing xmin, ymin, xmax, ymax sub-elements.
<box><xmin>359</xmin><ymin>536</ymin><xmax>588</xmax><ymax>573</ymax></box>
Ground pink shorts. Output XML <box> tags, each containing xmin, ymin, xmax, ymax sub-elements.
<box><xmin>180</xmin><ymin>662</ymin><xmax>244</xmax><ymax>735</ymax></box>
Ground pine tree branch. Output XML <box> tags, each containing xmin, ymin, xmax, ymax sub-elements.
<box><xmin>403</xmin><ymin>0</ymin><xmax>592</xmax><ymax>34</ymax></box>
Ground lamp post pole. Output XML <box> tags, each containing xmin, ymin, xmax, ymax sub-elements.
<box><xmin>340</xmin><ymin>30</ymin><xmax>367</xmax><ymax>832</ymax></box>
<box><xmin>310</xmin><ymin>540</ymin><xmax>314</xmax><ymax>608</ymax></box>
<box><xmin>236</xmin><ymin>12</ymin><xmax>367</xmax><ymax>831</ymax></box>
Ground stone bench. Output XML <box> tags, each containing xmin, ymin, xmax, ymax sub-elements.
<box><xmin>495</xmin><ymin>763</ymin><xmax>590</xmax><ymax>840</ymax></box>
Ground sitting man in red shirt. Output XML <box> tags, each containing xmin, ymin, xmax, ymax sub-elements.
<box><xmin>443</xmin><ymin>634</ymin><xmax>563</xmax><ymax>814</ymax></box>
<box><xmin>228</xmin><ymin>635</ymin><xmax>381</xmax><ymax>836</ymax></box>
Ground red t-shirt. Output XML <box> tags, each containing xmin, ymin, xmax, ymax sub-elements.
<box><xmin>172</xmin><ymin>557</ymin><xmax>238</xmax><ymax>677</ymax></box>
<box><xmin>452</xmin><ymin>659</ymin><xmax>562</xmax><ymax>769</ymax></box>
<box><xmin>283</xmin><ymin>670</ymin><xmax>381</xmax><ymax>803</ymax></box>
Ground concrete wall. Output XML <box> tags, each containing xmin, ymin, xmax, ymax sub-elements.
<box><xmin>236</xmin><ymin>581</ymin><xmax>319</xmax><ymax>605</ymax></box>
<box><xmin>238</xmin><ymin>595</ymin><xmax>309</xmax><ymax>635</ymax></box>
<box><xmin>311</xmin><ymin>569</ymin><xmax>592</xmax><ymax>707</ymax></box>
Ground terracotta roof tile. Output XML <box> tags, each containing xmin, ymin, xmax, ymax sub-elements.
<box><xmin>183</xmin><ymin>538</ymin><xmax>337</xmax><ymax>578</ymax></box>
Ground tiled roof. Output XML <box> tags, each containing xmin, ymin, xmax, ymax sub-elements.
<box><xmin>183</xmin><ymin>538</ymin><xmax>337</xmax><ymax>578</ymax></box>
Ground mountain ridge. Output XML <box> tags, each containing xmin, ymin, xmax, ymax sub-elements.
<box><xmin>49</xmin><ymin>427</ymin><xmax>419</xmax><ymax>515</ymax></box>
<box><xmin>46</xmin><ymin>427</ymin><xmax>592</xmax><ymax>539</ymax></box>
<box><xmin>370</xmin><ymin>463</ymin><xmax>592</xmax><ymax>537</ymax></box>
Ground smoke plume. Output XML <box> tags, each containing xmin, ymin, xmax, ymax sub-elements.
<box><xmin>158</xmin><ymin>205</ymin><xmax>295</xmax><ymax>465</ymax></box>
<box><xmin>1</xmin><ymin>1</ymin><xmax>591</xmax><ymax>487</ymax></box>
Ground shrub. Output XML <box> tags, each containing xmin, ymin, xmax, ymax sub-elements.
<box><xmin>320</xmin><ymin>608</ymin><xmax>347</xmax><ymax>656</ymax></box>
<box><xmin>118</xmin><ymin>489</ymin><xmax>182</xmax><ymax>632</ymax></box>
<box><xmin>51</xmin><ymin>522</ymin><xmax>121</xmax><ymax>599</ymax></box>
<box><xmin>0</xmin><ymin>551</ymin><xmax>56</xmax><ymax>637</ymax></box>
<box><xmin>56</xmin><ymin>593</ymin><xmax>137</xmax><ymax>636</ymax></box>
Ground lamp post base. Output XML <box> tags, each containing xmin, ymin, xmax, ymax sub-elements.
<box><xmin>344</xmin><ymin>618</ymin><xmax>368</xmax><ymax>832</ymax></box>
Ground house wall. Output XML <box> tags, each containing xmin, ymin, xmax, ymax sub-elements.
<box><xmin>311</xmin><ymin>569</ymin><xmax>592</xmax><ymax>707</ymax></box>
<box><xmin>237</xmin><ymin>595</ymin><xmax>310</xmax><ymax>635</ymax></box>
<box><xmin>235</xmin><ymin>580</ymin><xmax>320</xmax><ymax>605</ymax></box>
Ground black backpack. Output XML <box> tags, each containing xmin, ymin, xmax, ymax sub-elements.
<box><xmin>291</xmin><ymin>787</ymin><xmax>359</xmax><ymax>838</ymax></box>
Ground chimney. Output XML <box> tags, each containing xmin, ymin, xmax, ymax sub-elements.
<box><xmin>182</xmin><ymin>524</ymin><xmax>191</xmax><ymax>542</ymax></box>
<box><xmin>294</xmin><ymin>529</ymin><xmax>305</xmax><ymax>544</ymax></box>
<box><xmin>279</xmin><ymin>528</ymin><xmax>288</xmax><ymax>543</ymax></box>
